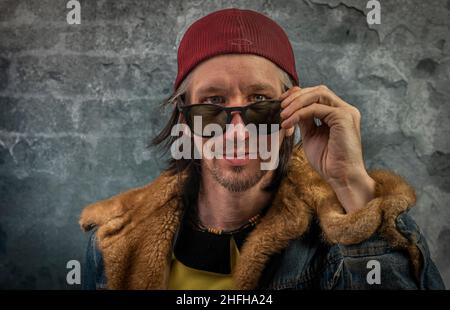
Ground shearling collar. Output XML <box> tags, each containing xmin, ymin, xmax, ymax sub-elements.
<box><xmin>79</xmin><ymin>145</ymin><xmax>418</xmax><ymax>289</ymax></box>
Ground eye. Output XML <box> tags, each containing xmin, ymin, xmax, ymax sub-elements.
<box><xmin>252</xmin><ymin>94</ymin><xmax>270</xmax><ymax>102</ymax></box>
<box><xmin>201</xmin><ymin>96</ymin><xmax>225</xmax><ymax>104</ymax></box>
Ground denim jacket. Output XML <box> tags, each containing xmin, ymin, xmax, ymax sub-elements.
<box><xmin>79</xmin><ymin>147</ymin><xmax>445</xmax><ymax>290</ymax></box>
<box><xmin>82</xmin><ymin>211</ymin><xmax>444</xmax><ymax>290</ymax></box>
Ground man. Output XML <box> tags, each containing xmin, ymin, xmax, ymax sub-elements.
<box><xmin>80</xmin><ymin>8</ymin><xmax>444</xmax><ymax>289</ymax></box>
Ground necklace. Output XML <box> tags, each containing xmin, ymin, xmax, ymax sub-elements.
<box><xmin>191</xmin><ymin>213</ymin><xmax>262</xmax><ymax>235</ymax></box>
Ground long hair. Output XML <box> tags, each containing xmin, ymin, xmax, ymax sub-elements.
<box><xmin>151</xmin><ymin>68</ymin><xmax>299</xmax><ymax>209</ymax></box>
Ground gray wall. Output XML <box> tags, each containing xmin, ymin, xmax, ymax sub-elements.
<box><xmin>0</xmin><ymin>0</ymin><xmax>449</xmax><ymax>289</ymax></box>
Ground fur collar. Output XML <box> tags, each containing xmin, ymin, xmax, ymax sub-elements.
<box><xmin>79</xmin><ymin>146</ymin><xmax>418</xmax><ymax>289</ymax></box>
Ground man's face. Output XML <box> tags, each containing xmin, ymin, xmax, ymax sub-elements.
<box><xmin>185</xmin><ymin>54</ymin><xmax>287</xmax><ymax>192</ymax></box>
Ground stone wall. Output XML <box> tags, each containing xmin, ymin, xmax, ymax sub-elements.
<box><xmin>0</xmin><ymin>0</ymin><xmax>449</xmax><ymax>288</ymax></box>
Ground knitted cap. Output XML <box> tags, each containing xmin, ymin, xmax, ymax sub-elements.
<box><xmin>174</xmin><ymin>8</ymin><xmax>299</xmax><ymax>90</ymax></box>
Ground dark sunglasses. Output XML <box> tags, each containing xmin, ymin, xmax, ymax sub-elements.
<box><xmin>177</xmin><ymin>99</ymin><xmax>282</xmax><ymax>138</ymax></box>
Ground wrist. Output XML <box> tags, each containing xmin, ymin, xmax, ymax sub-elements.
<box><xmin>328</xmin><ymin>170</ymin><xmax>377</xmax><ymax>214</ymax></box>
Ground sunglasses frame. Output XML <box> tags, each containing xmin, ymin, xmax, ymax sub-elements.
<box><xmin>177</xmin><ymin>99</ymin><xmax>282</xmax><ymax>137</ymax></box>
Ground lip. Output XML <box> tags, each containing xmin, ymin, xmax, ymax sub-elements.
<box><xmin>222</xmin><ymin>153</ymin><xmax>256</xmax><ymax>166</ymax></box>
<box><xmin>223</xmin><ymin>152</ymin><xmax>258</xmax><ymax>158</ymax></box>
<box><xmin>224</xmin><ymin>156</ymin><xmax>250</xmax><ymax>166</ymax></box>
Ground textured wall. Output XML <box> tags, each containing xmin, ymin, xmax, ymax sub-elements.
<box><xmin>0</xmin><ymin>0</ymin><xmax>449</xmax><ymax>289</ymax></box>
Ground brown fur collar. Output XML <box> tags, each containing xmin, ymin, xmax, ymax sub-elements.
<box><xmin>79</xmin><ymin>146</ymin><xmax>418</xmax><ymax>289</ymax></box>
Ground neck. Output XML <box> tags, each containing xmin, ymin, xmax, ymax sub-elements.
<box><xmin>197</xmin><ymin>170</ymin><xmax>275</xmax><ymax>231</ymax></box>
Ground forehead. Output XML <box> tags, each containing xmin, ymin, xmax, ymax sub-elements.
<box><xmin>189</xmin><ymin>54</ymin><xmax>282</xmax><ymax>94</ymax></box>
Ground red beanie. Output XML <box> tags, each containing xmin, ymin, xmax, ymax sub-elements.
<box><xmin>174</xmin><ymin>8</ymin><xmax>299</xmax><ymax>90</ymax></box>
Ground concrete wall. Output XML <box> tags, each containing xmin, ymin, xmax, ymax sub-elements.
<box><xmin>0</xmin><ymin>0</ymin><xmax>449</xmax><ymax>289</ymax></box>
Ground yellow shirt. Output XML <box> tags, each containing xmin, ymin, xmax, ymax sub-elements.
<box><xmin>168</xmin><ymin>237</ymin><xmax>240</xmax><ymax>290</ymax></box>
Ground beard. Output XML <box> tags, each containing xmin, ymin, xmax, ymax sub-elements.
<box><xmin>208</xmin><ymin>159</ymin><xmax>268</xmax><ymax>192</ymax></box>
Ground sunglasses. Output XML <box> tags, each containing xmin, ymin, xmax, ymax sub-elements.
<box><xmin>177</xmin><ymin>99</ymin><xmax>282</xmax><ymax>138</ymax></box>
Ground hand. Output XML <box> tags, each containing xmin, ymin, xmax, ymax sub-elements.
<box><xmin>279</xmin><ymin>85</ymin><xmax>376</xmax><ymax>213</ymax></box>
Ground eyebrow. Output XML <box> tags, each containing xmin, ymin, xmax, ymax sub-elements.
<box><xmin>195</xmin><ymin>83</ymin><xmax>278</xmax><ymax>98</ymax></box>
<box><xmin>195</xmin><ymin>85</ymin><xmax>228</xmax><ymax>97</ymax></box>
<box><xmin>244</xmin><ymin>83</ymin><xmax>278</xmax><ymax>94</ymax></box>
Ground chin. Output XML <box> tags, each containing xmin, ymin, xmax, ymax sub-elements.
<box><xmin>209</xmin><ymin>158</ymin><xmax>267</xmax><ymax>192</ymax></box>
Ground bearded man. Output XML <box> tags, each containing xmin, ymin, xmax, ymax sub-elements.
<box><xmin>80</xmin><ymin>8</ymin><xmax>444</xmax><ymax>290</ymax></box>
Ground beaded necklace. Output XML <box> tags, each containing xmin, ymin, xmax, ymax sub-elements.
<box><xmin>190</xmin><ymin>213</ymin><xmax>262</xmax><ymax>235</ymax></box>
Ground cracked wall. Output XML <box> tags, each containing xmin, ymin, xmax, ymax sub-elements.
<box><xmin>0</xmin><ymin>0</ymin><xmax>449</xmax><ymax>289</ymax></box>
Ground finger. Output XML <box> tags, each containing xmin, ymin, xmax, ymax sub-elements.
<box><xmin>297</xmin><ymin>85</ymin><xmax>352</xmax><ymax>109</ymax></box>
<box><xmin>281</xmin><ymin>87</ymin><xmax>354</xmax><ymax>122</ymax></box>
<box><xmin>350</xmin><ymin>107</ymin><xmax>362</xmax><ymax>141</ymax></box>
<box><xmin>280</xmin><ymin>86</ymin><xmax>318</xmax><ymax>109</ymax></box>
<box><xmin>280</xmin><ymin>85</ymin><xmax>320</xmax><ymax>102</ymax></box>
<box><xmin>281</xmin><ymin>90</ymin><xmax>303</xmax><ymax>109</ymax></box>
<box><xmin>280</xmin><ymin>85</ymin><xmax>332</xmax><ymax>120</ymax></box>
<box><xmin>285</xmin><ymin>126</ymin><xmax>295</xmax><ymax>137</ymax></box>
<box><xmin>280</xmin><ymin>90</ymin><xmax>318</xmax><ymax>119</ymax></box>
<box><xmin>280</xmin><ymin>84</ymin><xmax>352</xmax><ymax>117</ymax></box>
<box><xmin>279</xmin><ymin>86</ymin><xmax>301</xmax><ymax>101</ymax></box>
<box><xmin>278</xmin><ymin>85</ymin><xmax>319</xmax><ymax>101</ymax></box>
<box><xmin>281</xmin><ymin>103</ymin><xmax>340</xmax><ymax>129</ymax></box>
<box><xmin>281</xmin><ymin>109</ymin><xmax>316</xmax><ymax>137</ymax></box>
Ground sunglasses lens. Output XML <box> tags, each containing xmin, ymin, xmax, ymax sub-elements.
<box><xmin>188</xmin><ymin>105</ymin><xmax>227</xmax><ymax>137</ymax></box>
<box><xmin>246</xmin><ymin>100</ymin><xmax>281</xmax><ymax>133</ymax></box>
<box><xmin>183</xmin><ymin>100</ymin><xmax>281</xmax><ymax>137</ymax></box>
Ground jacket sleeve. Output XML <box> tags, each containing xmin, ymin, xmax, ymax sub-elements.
<box><xmin>323</xmin><ymin>212</ymin><xmax>445</xmax><ymax>290</ymax></box>
<box><xmin>82</xmin><ymin>229</ymin><xmax>107</xmax><ymax>290</ymax></box>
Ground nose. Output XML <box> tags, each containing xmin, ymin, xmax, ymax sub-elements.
<box><xmin>224</xmin><ymin>111</ymin><xmax>249</xmax><ymax>141</ymax></box>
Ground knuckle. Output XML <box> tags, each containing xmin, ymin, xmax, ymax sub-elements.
<box><xmin>339</xmin><ymin>110</ymin><xmax>353</xmax><ymax>121</ymax></box>
<box><xmin>291</xmin><ymin>86</ymin><xmax>302</xmax><ymax>93</ymax></box>
<box><xmin>350</xmin><ymin>106</ymin><xmax>361</xmax><ymax>118</ymax></box>
<box><xmin>317</xmin><ymin>84</ymin><xmax>329</xmax><ymax>92</ymax></box>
